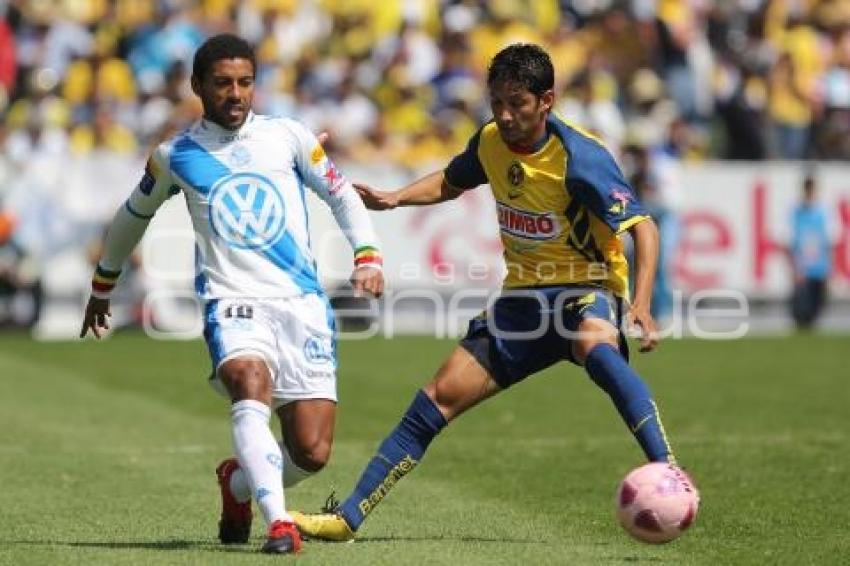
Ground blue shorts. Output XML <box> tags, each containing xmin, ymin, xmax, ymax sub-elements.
<box><xmin>459</xmin><ymin>286</ymin><xmax>629</xmax><ymax>389</ymax></box>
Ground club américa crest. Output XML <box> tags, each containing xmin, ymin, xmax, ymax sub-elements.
<box><xmin>507</xmin><ymin>160</ymin><xmax>525</xmax><ymax>199</ymax></box>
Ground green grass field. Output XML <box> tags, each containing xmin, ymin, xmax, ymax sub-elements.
<box><xmin>0</xmin><ymin>332</ymin><xmax>848</xmax><ymax>565</ymax></box>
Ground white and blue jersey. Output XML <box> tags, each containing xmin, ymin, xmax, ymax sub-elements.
<box><xmin>95</xmin><ymin>112</ymin><xmax>380</xmax><ymax>403</ymax></box>
<box><xmin>123</xmin><ymin>111</ymin><xmax>379</xmax><ymax>300</ymax></box>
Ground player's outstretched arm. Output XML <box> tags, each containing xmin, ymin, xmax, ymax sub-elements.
<box><xmin>628</xmin><ymin>218</ymin><xmax>660</xmax><ymax>353</ymax></box>
<box><xmin>354</xmin><ymin>171</ymin><xmax>464</xmax><ymax>210</ymax></box>
<box><xmin>80</xmin><ymin>205</ymin><xmax>153</xmax><ymax>339</ymax></box>
<box><xmin>289</xmin><ymin>122</ymin><xmax>386</xmax><ymax>298</ymax></box>
<box><xmin>80</xmin><ymin>146</ymin><xmax>176</xmax><ymax>339</ymax></box>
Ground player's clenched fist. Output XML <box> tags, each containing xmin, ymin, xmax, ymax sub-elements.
<box><xmin>626</xmin><ymin>302</ymin><xmax>659</xmax><ymax>353</ymax></box>
<box><xmin>350</xmin><ymin>266</ymin><xmax>385</xmax><ymax>298</ymax></box>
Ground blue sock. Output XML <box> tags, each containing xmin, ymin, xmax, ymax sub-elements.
<box><xmin>339</xmin><ymin>390</ymin><xmax>447</xmax><ymax>530</ymax></box>
<box><xmin>584</xmin><ymin>344</ymin><xmax>674</xmax><ymax>463</ymax></box>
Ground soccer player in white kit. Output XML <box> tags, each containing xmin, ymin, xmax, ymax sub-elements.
<box><xmin>79</xmin><ymin>34</ymin><xmax>384</xmax><ymax>554</ymax></box>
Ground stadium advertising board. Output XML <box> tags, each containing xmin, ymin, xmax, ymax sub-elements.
<box><xmin>129</xmin><ymin>161</ymin><xmax>850</xmax><ymax>302</ymax></box>
<box><xmin>358</xmin><ymin>163</ymin><xmax>850</xmax><ymax>299</ymax></box>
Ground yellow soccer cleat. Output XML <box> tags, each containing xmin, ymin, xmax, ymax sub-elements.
<box><xmin>290</xmin><ymin>510</ymin><xmax>356</xmax><ymax>542</ymax></box>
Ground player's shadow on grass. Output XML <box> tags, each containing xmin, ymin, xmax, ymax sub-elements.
<box><xmin>355</xmin><ymin>535</ymin><xmax>543</xmax><ymax>544</ymax></box>
<box><xmin>356</xmin><ymin>538</ymin><xmax>667</xmax><ymax>562</ymax></box>
<box><xmin>11</xmin><ymin>540</ymin><xmax>256</xmax><ymax>554</ymax></box>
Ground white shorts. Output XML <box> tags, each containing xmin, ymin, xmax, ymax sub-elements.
<box><xmin>203</xmin><ymin>293</ymin><xmax>337</xmax><ymax>407</ymax></box>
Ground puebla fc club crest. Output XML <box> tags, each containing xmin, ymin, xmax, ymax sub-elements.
<box><xmin>229</xmin><ymin>143</ymin><xmax>251</xmax><ymax>167</ymax></box>
<box><xmin>304</xmin><ymin>335</ymin><xmax>334</xmax><ymax>364</ymax></box>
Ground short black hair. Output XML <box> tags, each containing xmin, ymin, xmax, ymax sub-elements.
<box><xmin>192</xmin><ymin>34</ymin><xmax>256</xmax><ymax>81</ymax></box>
<box><xmin>803</xmin><ymin>174</ymin><xmax>816</xmax><ymax>193</ymax></box>
<box><xmin>487</xmin><ymin>44</ymin><xmax>554</xmax><ymax>97</ymax></box>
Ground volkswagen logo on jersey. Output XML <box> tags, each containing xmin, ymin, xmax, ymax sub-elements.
<box><xmin>209</xmin><ymin>172</ymin><xmax>286</xmax><ymax>249</ymax></box>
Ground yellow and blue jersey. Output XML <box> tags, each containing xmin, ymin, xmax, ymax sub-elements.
<box><xmin>444</xmin><ymin>113</ymin><xmax>649</xmax><ymax>299</ymax></box>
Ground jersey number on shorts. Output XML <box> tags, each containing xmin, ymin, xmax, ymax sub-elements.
<box><xmin>223</xmin><ymin>304</ymin><xmax>254</xmax><ymax>319</ymax></box>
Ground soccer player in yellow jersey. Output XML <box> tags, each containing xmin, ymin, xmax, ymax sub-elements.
<box><xmin>293</xmin><ymin>44</ymin><xmax>680</xmax><ymax>541</ymax></box>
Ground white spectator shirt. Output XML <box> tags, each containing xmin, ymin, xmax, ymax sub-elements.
<box><xmin>115</xmin><ymin>112</ymin><xmax>379</xmax><ymax>300</ymax></box>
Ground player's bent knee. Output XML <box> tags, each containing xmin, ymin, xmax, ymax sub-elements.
<box><xmin>423</xmin><ymin>353</ymin><xmax>497</xmax><ymax>422</ymax></box>
<box><xmin>572</xmin><ymin>320</ymin><xmax>619</xmax><ymax>365</ymax></box>
<box><xmin>219</xmin><ymin>358</ymin><xmax>271</xmax><ymax>399</ymax></box>
<box><xmin>290</xmin><ymin>440</ymin><xmax>331</xmax><ymax>472</ymax></box>
<box><xmin>423</xmin><ymin>381</ymin><xmax>457</xmax><ymax>419</ymax></box>
<box><xmin>573</xmin><ymin>337</ymin><xmax>619</xmax><ymax>366</ymax></box>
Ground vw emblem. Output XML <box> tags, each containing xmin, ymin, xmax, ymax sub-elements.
<box><xmin>209</xmin><ymin>173</ymin><xmax>286</xmax><ymax>249</ymax></box>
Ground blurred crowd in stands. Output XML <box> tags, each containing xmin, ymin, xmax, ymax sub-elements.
<box><xmin>2</xmin><ymin>0</ymin><xmax>850</xmax><ymax>166</ymax></box>
<box><xmin>1</xmin><ymin>0</ymin><xmax>849</xmax><ymax>330</ymax></box>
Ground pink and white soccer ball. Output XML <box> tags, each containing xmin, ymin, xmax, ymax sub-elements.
<box><xmin>616</xmin><ymin>462</ymin><xmax>699</xmax><ymax>543</ymax></box>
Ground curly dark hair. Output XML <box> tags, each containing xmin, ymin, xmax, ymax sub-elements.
<box><xmin>192</xmin><ymin>33</ymin><xmax>256</xmax><ymax>81</ymax></box>
<box><xmin>486</xmin><ymin>43</ymin><xmax>554</xmax><ymax>97</ymax></box>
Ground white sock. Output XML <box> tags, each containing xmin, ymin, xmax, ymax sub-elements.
<box><xmin>231</xmin><ymin>400</ymin><xmax>291</xmax><ymax>524</ymax></box>
<box><xmin>280</xmin><ymin>441</ymin><xmax>314</xmax><ymax>487</ymax></box>
<box><xmin>227</xmin><ymin>442</ymin><xmax>316</xmax><ymax>502</ymax></box>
